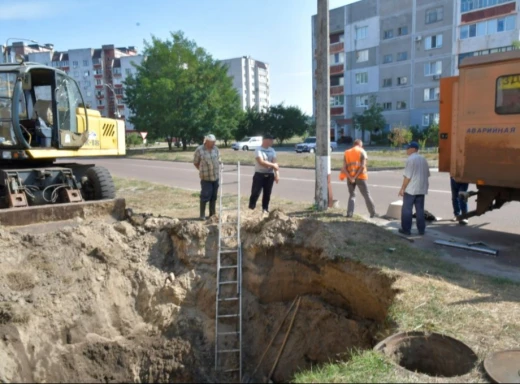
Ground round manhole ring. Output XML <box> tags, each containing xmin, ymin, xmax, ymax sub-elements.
<box><xmin>484</xmin><ymin>349</ymin><xmax>520</xmax><ymax>383</ymax></box>
<box><xmin>374</xmin><ymin>331</ymin><xmax>478</xmax><ymax>378</ymax></box>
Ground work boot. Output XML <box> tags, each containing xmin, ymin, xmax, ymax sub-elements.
<box><xmin>200</xmin><ymin>201</ymin><xmax>207</xmax><ymax>221</ymax></box>
<box><xmin>209</xmin><ymin>200</ymin><xmax>216</xmax><ymax>217</ymax></box>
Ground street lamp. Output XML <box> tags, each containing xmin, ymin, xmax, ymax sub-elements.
<box><xmin>3</xmin><ymin>38</ymin><xmax>38</xmax><ymax>63</ymax></box>
<box><xmin>103</xmin><ymin>83</ymin><xmax>122</xmax><ymax>119</ymax></box>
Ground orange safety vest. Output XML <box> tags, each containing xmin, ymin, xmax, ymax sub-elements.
<box><xmin>339</xmin><ymin>146</ymin><xmax>368</xmax><ymax>181</ymax></box>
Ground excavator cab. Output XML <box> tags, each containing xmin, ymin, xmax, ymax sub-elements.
<box><xmin>0</xmin><ymin>64</ymin><xmax>89</xmax><ymax>153</ymax></box>
<box><xmin>0</xmin><ymin>62</ymin><xmax>125</xmax><ymax>214</ymax></box>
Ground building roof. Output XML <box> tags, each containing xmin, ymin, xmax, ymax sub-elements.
<box><xmin>93</xmin><ymin>49</ymin><xmax>102</xmax><ymax>59</ymax></box>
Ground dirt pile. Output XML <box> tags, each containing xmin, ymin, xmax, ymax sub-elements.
<box><xmin>0</xmin><ymin>209</ymin><xmax>397</xmax><ymax>383</ymax></box>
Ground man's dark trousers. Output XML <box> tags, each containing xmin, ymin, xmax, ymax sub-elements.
<box><xmin>249</xmin><ymin>172</ymin><xmax>275</xmax><ymax>211</ymax></box>
<box><xmin>401</xmin><ymin>192</ymin><xmax>425</xmax><ymax>234</ymax></box>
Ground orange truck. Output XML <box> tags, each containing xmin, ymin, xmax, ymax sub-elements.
<box><xmin>439</xmin><ymin>50</ymin><xmax>520</xmax><ymax>219</ymax></box>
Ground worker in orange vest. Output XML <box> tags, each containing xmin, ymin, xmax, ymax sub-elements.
<box><xmin>339</xmin><ymin>139</ymin><xmax>377</xmax><ymax>218</ymax></box>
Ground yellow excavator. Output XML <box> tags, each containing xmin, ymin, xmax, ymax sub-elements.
<box><xmin>0</xmin><ymin>59</ymin><xmax>126</xmax><ymax>225</ymax></box>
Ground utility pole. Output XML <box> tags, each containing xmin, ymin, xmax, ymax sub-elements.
<box><xmin>315</xmin><ymin>0</ymin><xmax>331</xmax><ymax>211</ymax></box>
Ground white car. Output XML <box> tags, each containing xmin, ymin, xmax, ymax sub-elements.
<box><xmin>231</xmin><ymin>136</ymin><xmax>263</xmax><ymax>151</ymax></box>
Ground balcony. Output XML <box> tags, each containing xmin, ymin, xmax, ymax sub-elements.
<box><xmin>114</xmin><ymin>84</ymin><xmax>123</xmax><ymax>88</ymax></box>
<box><xmin>330</xmin><ymin>64</ymin><xmax>344</xmax><ymax>75</ymax></box>
<box><xmin>95</xmin><ymin>85</ymin><xmax>104</xmax><ymax>89</ymax></box>
<box><xmin>97</xmin><ymin>105</ymin><xmax>105</xmax><ymax>110</ymax></box>
<box><xmin>330</xmin><ymin>42</ymin><xmax>344</xmax><ymax>54</ymax></box>
<box><xmin>331</xmin><ymin>107</ymin><xmax>344</xmax><ymax>116</ymax></box>
<box><xmin>94</xmin><ymin>74</ymin><xmax>103</xmax><ymax>79</ymax></box>
<box><xmin>330</xmin><ymin>86</ymin><xmax>344</xmax><ymax>96</ymax></box>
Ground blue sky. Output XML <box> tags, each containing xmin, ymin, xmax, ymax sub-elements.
<box><xmin>1</xmin><ymin>0</ymin><xmax>357</xmax><ymax>115</ymax></box>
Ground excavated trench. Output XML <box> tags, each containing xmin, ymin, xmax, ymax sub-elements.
<box><xmin>0</xmin><ymin>210</ymin><xmax>397</xmax><ymax>383</ymax></box>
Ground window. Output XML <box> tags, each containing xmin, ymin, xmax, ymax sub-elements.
<box><xmin>356</xmin><ymin>50</ymin><xmax>369</xmax><ymax>63</ymax></box>
<box><xmin>425</xmin><ymin>34</ymin><xmax>443</xmax><ymax>49</ymax></box>
<box><xmin>73</xmin><ymin>71</ymin><xmax>79</xmax><ymax>77</ymax></box>
<box><xmin>96</xmin><ymin>79</ymin><xmax>103</xmax><ymax>85</ymax></box>
<box><xmin>383</xmin><ymin>54</ymin><xmax>393</xmax><ymax>64</ymax></box>
<box><xmin>125</xmin><ymin>68</ymin><xmax>132</xmax><ymax>76</ymax></box>
<box><xmin>355</xmin><ymin>95</ymin><xmax>369</xmax><ymax>107</ymax></box>
<box><xmin>460</xmin><ymin>15</ymin><xmax>516</xmax><ymax>39</ymax></box>
<box><xmin>61</xmin><ymin>61</ymin><xmax>69</xmax><ymax>67</ymax></box>
<box><xmin>84</xmin><ymin>70</ymin><xmax>90</xmax><ymax>77</ymax></box>
<box><xmin>461</xmin><ymin>0</ymin><xmax>514</xmax><ymax>14</ymax></box>
<box><xmin>424</xmin><ymin>87</ymin><xmax>440</xmax><ymax>101</ymax></box>
<box><xmin>423</xmin><ymin>113</ymin><xmax>440</xmax><ymax>126</ymax></box>
<box><xmin>83</xmin><ymin>60</ymin><xmax>89</xmax><ymax>67</ymax></box>
<box><xmin>330</xmin><ymin>95</ymin><xmax>345</xmax><ymax>107</ymax></box>
<box><xmin>426</xmin><ymin>7</ymin><xmax>443</xmax><ymax>24</ymax></box>
<box><xmin>424</xmin><ymin>61</ymin><xmax>442</xmax><ymax>76</ymax></box>
<box><xmin>397</xmin><ymin>51</ymin><xmax>408</xmax><ymax>61</ymax></box>
<box><xmin>84</xmin><ymin>81</ymin><xmax>91</xmax><ymax>87</ymax></box>
<box><xmin>383</xmin><ymin>78</ymin><xmax>392</xmax><ymax>87</ymax></box>
<box><xmin>496</xmin><ymin>74</ymin><xmax>520</xmax><ymax>114</ymax></box>
<box><xmin>355</xmin><ymin>72</ymin><xmax>368</xmax><ymax>84</ymax></box>
<box><xmin>97</xmin><ymin>99</ymin><xmax>104</xmax><ymax>106</ymax></box>
<box><xmin>398</xmin><ymin>26</ymin><xmax>408</xmax><ymax>36</ymax></box>
<box><xmin>383</xmin><ymin>29</ymin><xmax>394</xmax><ymax>39</ymax></box>
<box><xmin>382</xmin><ymin>102</ymin><xmax>392</xmax><ymax>111</ymax></box>
<box><xmin>396</xmin><ymin>101</ymin><xmax>407</xmax><ymax>110</ymax></box>
<box><xmin>397</xmin><ymin>76</ymin><xmax>408</xmax><ymax>85</ymax></box>
<box><xmin>114</xmin><ymin>88</ymin><xmax>124</xmax><ymax>95</ymax></box>
<box><xmin>330</xmin><ymin>52</ymin><xmax>344</xmax><ymax>65</ymax></box>
<box><xmin>113</xmin><ymin>68</ymin><xmax>122</xmax><ymax>75</ymax></box>
<box><xmin>330</xmin><ymin>76</ymin><xmax>344</xmax><ymax>86</ymax></box>
<box><xmin>94</xmin><ymin>69</ymin><xmax>103</xmax><ymax>75</ymax></box>
<box><xmin>72</xmin><ymin>61</ymin><xmax>79</xmax><ymax>68</ymax></box>
<box><xmin>356</xmin><ymin>26</ymin><xmax>368</xmax><ymax>40</ymax></box>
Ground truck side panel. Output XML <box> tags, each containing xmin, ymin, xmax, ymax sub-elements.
<box><xmin>439</xmin><ymin>76</ymin><xmax>458</xmax><ymax>173</ymax></box>
<box><xmin>456</xmin><ymin>61</ymin><xmax>520</xmax><ymax>188</ymax></box>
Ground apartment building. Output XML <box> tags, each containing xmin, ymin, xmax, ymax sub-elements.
<box><xmin>4</xmin><ymin>42</ymin><xmax>143</xmax><ymax>130</ymax></box>
<box><xmin>219</xmin><ymin>56</ymin><xmax>270</xmax><ymax>112</ymax></box>
<box><xmin>312</xmin><ymin>0</ymin><xmax>520</xmax><ymax>141</ymax></box>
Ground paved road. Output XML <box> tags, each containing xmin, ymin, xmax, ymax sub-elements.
<box><xmin>74</xmin><ymin>157</ymin><xmax>518</xmax><ymax>232</ymax></box>
<box><xmin>67</xmin><ymin>157</ymin><xmax>520</xmax><ymax>276</ymax></box>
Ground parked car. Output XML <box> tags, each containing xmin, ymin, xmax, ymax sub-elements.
<box><xmin>231</xmin><ymin>136</ymin><xmax>263</xmax><ymax>151</ymax></box>
<box><xmin>295</xmin><ymin>137</ymin><xmax>337</xmax><ymax>153</ymax></box>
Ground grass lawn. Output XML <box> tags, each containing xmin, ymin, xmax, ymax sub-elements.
<box><xmin>127</xmin><ymin>147</ymin><xmax>438</xmax><ymax>170</ymax></box>
<box><xmin>115</xmin><ymin>176</ymin><xmax>520</xmax><ymax>383</ymax></box>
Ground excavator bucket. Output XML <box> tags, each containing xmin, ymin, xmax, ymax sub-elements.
<box><xmin>0</xmin><ymin>198</ymin><xmax>126</xmax><ymax>227</ymax></box>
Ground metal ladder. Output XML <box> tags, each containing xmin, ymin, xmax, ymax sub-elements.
<box><xmin>215</xmin><ymin>161</ymin><xmax>242</xmax><ymax>382</ymax></box>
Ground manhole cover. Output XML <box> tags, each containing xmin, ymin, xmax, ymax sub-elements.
<box><xmin>374</xmin><ymin>331</ymin><xmax>478</xmax><ymax>377</ymax></box>
<box><xmin>484</xmin><ymin>350</ymin><xmax>520</xmax><ymax>383</ymax></box>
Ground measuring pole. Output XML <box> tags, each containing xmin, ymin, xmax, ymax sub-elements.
<box><xmin>315</xmin><ymin>0</ymin><xmax>331</xmax><ymax>211</ymax></box>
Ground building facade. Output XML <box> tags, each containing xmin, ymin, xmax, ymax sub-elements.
<box><xmin>219</xmin><ymin>56</ymin><xmax>270</xmax><ymax>112</ymax></box>
<box><xmin>4</xmin><ymin>42</ymin><xmax>143</xmax><ymax>130</ymax></box>
<box><xmin>312</xmin><ymin>0</ymin><xmax>520</xmax><ymax>141</ymax></box>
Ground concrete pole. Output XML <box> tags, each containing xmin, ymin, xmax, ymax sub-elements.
<box><xmin>315</xmin><ymin>0</ymin><xmax>331</xmax><ymax>211</ymax></box>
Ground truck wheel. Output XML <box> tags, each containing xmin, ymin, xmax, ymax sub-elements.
<box><xmin>309</xmin><ymin>148</ymin><xmax>315</xmax><ymax>154</ymax></box>
<box><xmin>242</xmin><ymin>146</ymin><xmax>249</xmax><ymax>151</ymax></box>
<box><xmin>84</xmin><ymin>166</ymin><xmax>116</xmax><ymax>201</ymax></box>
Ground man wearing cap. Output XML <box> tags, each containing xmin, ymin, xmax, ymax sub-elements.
<box><xmin>249</xmin><ymin>134</ymin><xmax>279</xmax><ymax>213</ymax></box>
<box><xmin>193</xmin><ymin>134</ymin><xmax>220</xmax><ymax>220</ymax></box>
<box><xmin>398</xmin><ymin>141</ymin><xmax>430</xmax><ymax>236</ymax></box>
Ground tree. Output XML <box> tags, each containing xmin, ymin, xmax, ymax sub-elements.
<box><xmin>352</xmin><ymin>96</ymin><xmax>386</xmax><ymax>144</ymax></box>
<box><xmin>265</xmin><ymin>103</ymin><xmax>309</xmax><ymax>145</ymax></box>
<box><xmin>236</xmin><ymin>104</ymin><xmax>309</xmax><ymax>144</ymax></box>
<box><xmin>513</xmin><ymin>40</ymin><xmax>520</xmax><ymax>49</ymax></box>
<box><xmin>124</xmin><ymin>31</ymin><xmax>242</xmax><ymax>150</ymax></box>
<box><xmin>425</xmin><ymin>122</ymin><xmax>439</xmax><ymax>147</ymax></box>
<box><xmin>388</xmin><ymin>124</ymin><xmax>413</xmax><ymax>148</ymax></box>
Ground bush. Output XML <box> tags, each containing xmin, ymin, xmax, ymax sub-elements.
<box><xmin>370</xmin><ymin>132</ymin><xmax>389</xmax><ymax>146</ymax></box>
<box><xmin>388</xmin><ymin>124</ymin><xmax>413</xmax><ymax>148</ymax></box>
<box><xmin>126</xmin><ymin>133</ymin><xmax>143</xmax><ymax>147</ymax></box>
